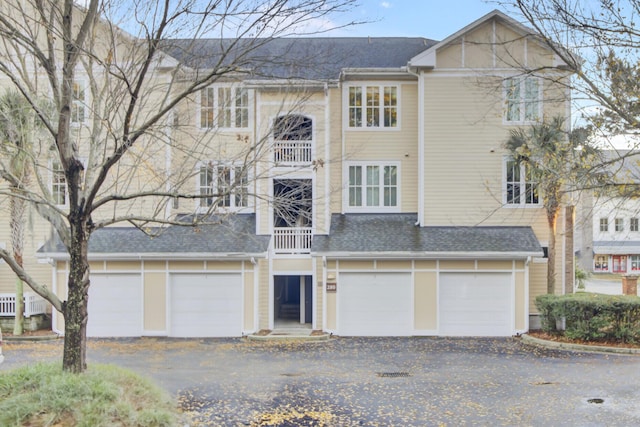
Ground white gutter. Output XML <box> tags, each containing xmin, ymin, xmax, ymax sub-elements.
<box><xmin>36</xmin><ymin>252</ymin><xmax>270</xmax><ymax>261</ymax></box>
<box><xmin>310</xmin><ymin>251</ymin><xmax>543</xmax><ymax>260</ymax></box>
<box><xmin>407</xmin><ymin>66</ymin><xmax>424</xmax><ymax>226</ymax></box>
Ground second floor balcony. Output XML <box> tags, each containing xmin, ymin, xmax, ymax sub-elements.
<box><xmin>273</xmin><ymin>227</ymin><xmax>312</xmax><ymax>254</ymax></box>
<box><xmin>273</xmin><ymin>140</ymin><xmax>312</xmax><ymax>166</ymax></box>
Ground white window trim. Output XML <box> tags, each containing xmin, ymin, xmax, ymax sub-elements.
<box><xmin>615</xmin><ymin>217</ymin><xmax>624</xmax><ymax>232</ymax></box>
<box><xmin>502</xmin><ymin>157</ymin><xmax>541</xmax><ymax>208</ymax></box>
<box><xmin>197</xmin><ymin>85</ymin><xmax>253</xmax><ymax>130</ymax></box>
<box><xmin>71</xmin><ymin>79</ymin><xmax>87</xmax><ymax>127</ymax></box>
<box><xmin>631</xmin><ymin>217</ymin><xmax>639</xmax><ymax>232</ymax></box>
<box><xmin>502</xmin><ymin>76</ymin><xmax>542</xmax><ymax>125</ymax></box>
<box><xmin>195</xmin><ymin>161</ymin><xmax>253</xmax><ymax>213</ymax></box>
<box><xmin>49</xmin><ymin>158</ymin><xmax>87</xmax><ymax>207</ymax></box>
<box><xmin>343</xmin><ymin>82</ymin><xmax>401</xmax><ymax>131</ymax></box>
<box><xmin>343</xmin><ymin>161</ymin><xmax>401</xmax><ymax>213</ymax></box>
<box><xmin>599</xmin><ymin>217</ymin><xmax>609</xmax><ymax>232</ymax></box>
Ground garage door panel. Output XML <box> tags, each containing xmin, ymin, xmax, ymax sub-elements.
<box><xmin>170</xmin><ymin>273</ymin><xmax>242</xmax><ymax>337</ymax></box>
<box><xmin>339</xmin><ymin>273</ymin><xmax>412</xmax><ymax>336</ymax></box>
<box><xmin>439</xmin><ymin>272</ymin><xmax>512</xmax><ymax>337</ymax></box>
<box><xmin>88</xmin><ymin>274</ymin><xmax>143</xmax><ymax>337</ymax></box>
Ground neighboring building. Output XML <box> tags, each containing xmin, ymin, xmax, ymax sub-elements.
<box><xmin>0</xmin><ymin>10</ymin><xmax>575</xmax><ymax>337</ymax></box>
<box><xmin>577</xmin><ymin>151</ymin><xmax>640</xmax><ymax>275</ymax></box>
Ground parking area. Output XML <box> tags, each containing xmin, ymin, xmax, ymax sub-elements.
<box><xmin>2</xmin><ymin>336</ymin><xmax>640</xmax><ymax>425</ymax></box>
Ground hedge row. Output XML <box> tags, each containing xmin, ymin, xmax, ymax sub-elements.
<box><xmin>535</xmin><ymin>293</ymin><xmax>640</xmax><ymax>343</ymax></box>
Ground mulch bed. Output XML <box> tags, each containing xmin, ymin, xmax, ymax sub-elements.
<box><xmin>527</xmin><ymin>330</ymin><xmax>640</xmax><ymax>349</ymax></box>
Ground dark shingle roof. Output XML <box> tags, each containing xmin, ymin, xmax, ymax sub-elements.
<box><xmin>162</xmin><ymin>37</ymin><xmax>438</xmax><ymax>80</ymax></box>
<box><xmin>311</xmin><ymin>214</ymin><xmax>543</xmax><ymax>257</ymax></box>
<box><xmin>38</xmin><ymin>214</ymin><xmax>269</xmax><ymax>259</ymax></box>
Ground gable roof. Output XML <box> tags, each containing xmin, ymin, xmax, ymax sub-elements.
<box><xmin>311</xmin><ymin>214</ymin><xmax>543</xmax><ymax>258</ymax></box>
<box><xmin>162</xmin><ymin>37</ymin><xmax>438</xmax><ymax>81</ymax></box>
<box><xmin>37</xmin><ymin>214</ymin><xmax>270</xmax><ymax>260</ymax></box>
<box><xmin>409</xmin><ymin>9</ymin><xmax>562</xmax><ymax>68</ymax></box>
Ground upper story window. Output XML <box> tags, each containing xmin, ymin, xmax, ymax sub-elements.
<box><xmin>599</xmin><ymin>217</ymin><xmax>609</xmax><ymax>232</ymax></box>
<box><xmin>631</xmin><ymin>218</ymin><xmax>639</xmax><ymax>232</ymax></box>
<box><xmin>346</xmin><ymin>162</ymin><xmax>398</xmax><ymax>211</ymax></box>
<box><xmin>615</xmin><ymin>218</ymin><xmax>624</xmax><ymax>232</ymax></box>
<box><xmin>71</xmin><ymin>80</ymin><xmax>86</xmax><ymax>124</ymax></box>
<box><xmin>200</xmin><ymin>86</ymin><xmax>250</xmax><ymax>129</ymax></box>
<box><xmin>198</xmin><ymin>161</ymin><xmax>249</xmax><ymax>210</ymax></box>
<box><xmin>504</xmin><ymin>159</ymin><xmax>538</xmax><ymax>206</ymax></box>
<box><xmin>347</xmin><ymin>85</ymin><xmax>398</xmax><ymax>128</ymax></box>
<box><xmin>51</xmin><ymin>161</ymin><xmax>67</xmax><ymax>205</ymax></box>
<box><xmin>504</xmin><ymin>76</ymin><xmax>540</xmax><ymax>123</ymax></box>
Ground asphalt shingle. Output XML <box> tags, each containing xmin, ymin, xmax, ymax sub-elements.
<box><xmin>162</xmin><ymin>37</ymin><xmax>438</xmax><ymax>80</ymax></box>
<box><xmin>38</xmin><ymin>214</ymin><xmax>269</xmax><ymax>258</ymax></box>
<box><xmin>311</xmin><ymin>213</ymin><xmax>543</xmax><ymax>256</ymax></box>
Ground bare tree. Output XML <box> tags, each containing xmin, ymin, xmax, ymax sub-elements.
<box><xmin>0</xmin><ymin>0</ymin><xmax>358</xmax><ymax>373</ymax></box>
<box><xmin>509</xmin><ymin>0</ymin><xmax>640</xmax><ymax>139</ymax></box>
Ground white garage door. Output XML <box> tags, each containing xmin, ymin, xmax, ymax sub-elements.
<box><xmin>338</xmin><ymin>272</ymin><xmax>412</xmax><ymax>336</ymax></box>
<box><xmin>88</xmin><ymin>274</ymin><xmax>143</xmax><ymax>337</ymax></box>
<box><xmin>439</xmin><ymin>272</ymin><xmax>513</xmax><ymax>336</ymax></box>
<box><xmin>170</xmin><ymin>273</ymin><xmax>242</xmax><ymax>337</ymax></box>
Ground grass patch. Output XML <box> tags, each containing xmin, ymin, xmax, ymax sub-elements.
<box><xmin>0</xmin><ymin>362</ymin><xmax>181</xmax><ymax>426</ymax></box>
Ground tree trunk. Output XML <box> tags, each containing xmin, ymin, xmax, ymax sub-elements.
<box><xmin>62</xmin><ymin>223</ymin><xmax>91</xmax><ymax>373</ymax></box>
<box><xmin>564</xmin><ymin>205</ymin><xmax>575</xmax><ymax>295</ymax></box>
<box><xmin>10</xmin><ymin>194</ymin><xmax>26</xmax><ymax>336</ymax></box>
<box><xmin>547</xmin><ymin>209</ymin><xmax>559</xmax><ymax>295</ymax></box>
<box><xmin>13</xmin><ymin>278</ymin><xmax>24</xmax><ymax>335</ymax></box>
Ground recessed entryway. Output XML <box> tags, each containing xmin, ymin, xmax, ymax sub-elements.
<box><xmin>273</xmin><ymin>275</ymin><xmax>312</xmax><ymax>329</ymax></box>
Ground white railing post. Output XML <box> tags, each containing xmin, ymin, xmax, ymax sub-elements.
<box><xmin>273</xmin><ymin>141</ymin><xmax>312</xmax><ymax>166</ymax></box>
<box><xmin>273</xmin><ymin>227</ymin><xmax>312</xmax><ymax>254</ymax></box>
<box><xmin>0</xmin><ymin>293</ymin><xmax>48</xmax><ymax>317</ymax></box>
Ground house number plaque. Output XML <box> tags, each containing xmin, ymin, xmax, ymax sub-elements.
<box><xmin>326</xmin><ymin>282</ymin><xmax>337</xmax><ymax>292</ymax></box>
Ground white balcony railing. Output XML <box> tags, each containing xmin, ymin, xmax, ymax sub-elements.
<box><xmin>0</xmin><ymin>293</ymin><xmax>48</xmax><ymax>317</ymax></box>
<box><xmin>273</xmin><ymin>227</ymin><xmax>313</xmax><ymax>254</ymax></box>
<box><xmin>273</xmin><ymin>141</ymin><xmax>312</xmax><ymax>166</ymax></box>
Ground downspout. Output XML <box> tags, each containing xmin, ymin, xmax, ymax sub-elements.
<box><xmin>407</xmin><ymin>65</ymin><xmax>424</xmax><ymax>226</ymax></box>
<box><xmin>525</xmin><ymin>256</ymin><xmax>531</xmax><ymax>333</ymax></box>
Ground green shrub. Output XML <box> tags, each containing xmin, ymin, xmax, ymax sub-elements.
<box><xmin>535</xmin><ymin>293</ymin><xmax>640</xmax><ymax>343</ymax></box>
<box><xmin>0</xmin><ymin>363</ymin><xmax>180</xmax><ymax>427</ymax></box>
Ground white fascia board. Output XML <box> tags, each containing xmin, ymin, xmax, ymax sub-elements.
<box><xmin>340</xmin><ymin>68</ymin><xmax>413</xmax><ymax>79</ymax></box>
<box><xmin>310</xmin><ymin>251</ymin><xmax>543</xmax><ymax>259</ymax></box>
<box><xmin>36</xmin><ymin>252</ymin><xmax>269</xmax><ymax>261</ymax></box>
<box><xmin>593</xmin><ymin>246</ymin><xmax>640</xmax><ymax>255</ymax></box>
<box><xmin>243</xmin><ymin>79</ymin><xmax>338</xmax><ymax>89</ymax></box>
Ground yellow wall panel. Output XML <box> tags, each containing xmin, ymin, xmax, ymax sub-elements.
<box><xmin>144</xmin><ymin>272</ymin><xmax>166</xmax><ymax>331</ymax></box>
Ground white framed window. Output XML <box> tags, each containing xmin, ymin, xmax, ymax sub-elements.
<box><xmin>504</xmin><ymin>76</ymin><xmax>540</xmax><ymax>123</ymax></box>
<box><xmin>599</xmin><ymin>217</ymin><xmax>609</xmax><ymax>232</ymax></box>
<box><xmin>346</xmin><ymin>162</ymin><xmax>399</xmax><ymax>211</ymax></box>
<box><xmin>200</xmin><ymin>86</ymin><xmax>250</xmax><ymax>129</ymax></box>
<box><xmin>631</xmin><ymin>218</ymin><xmax>639</xmax><ymax>232</ymax></box>
<box><xmin>347</xmin><ymin>84</ymin><xmax>398</xmax><ymax>128</ymax></box>
<box><xmin>504</xmin><ymin>158</ymin><xmax>539</xmax><ymax>206</ymax></box>
<box><xmin>50</xmin><ymin>159</ymin><xmax>87</xmax><ymax>206</ymax></box>
<box><xmin>51</xmin><ymin>161</ymin><xmax>67</xmax><ymax>205</ymax></box>
<box><xmin>631</xmin><ymin>255</ymin><xmax>640</xmax><ymax>271</ymax></box>
<box><xmin>594</xmin><ymin>255</ymin><xmax>608</xmax><ymax>272</ymax></box>
<box><xmin>197</xmin><ymin>161</ymin><xmax>249</xmax><ymax>210</ymax></box>
<box><xmin>71</xmin><ymin>80</ymin><xmax>86</xmax><ymax>124</ymax></box>
<box><xmin>615</xmin><ymin>217</ymin><xmax>624</xmax><ymax>232</ymax></box>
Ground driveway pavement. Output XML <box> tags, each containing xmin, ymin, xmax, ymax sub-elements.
<box><xmin>2</xmin><ymin>337</ymin><xmax>640</xmax><ymax>426</ymax></box>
